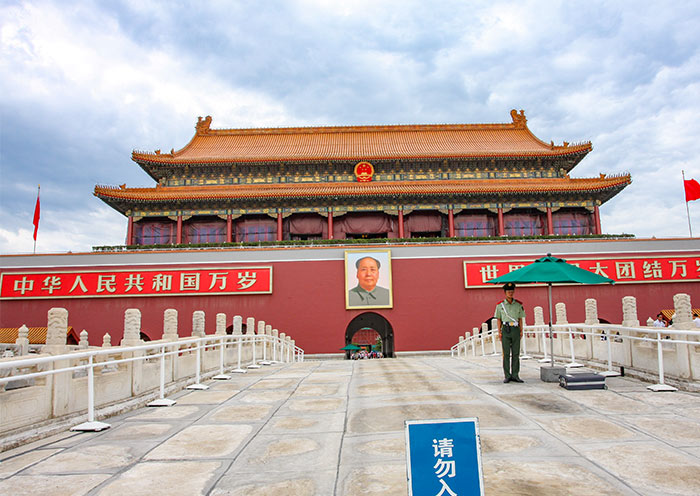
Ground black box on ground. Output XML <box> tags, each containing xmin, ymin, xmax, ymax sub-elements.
<box><xmin>559</xmin><ymin>372</ymin><xmax>606</xmax><ymax>390</ymax></box>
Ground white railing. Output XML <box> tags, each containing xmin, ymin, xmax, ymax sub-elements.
<box><xmin>451</xmin><ymin>323</ymin><xmax>700</xmax><ymax>391</ymax></box>
<box><xmin>0</xmin><ymin>332</ymin><xmax>303</xmax><ymax>435</ymax></box>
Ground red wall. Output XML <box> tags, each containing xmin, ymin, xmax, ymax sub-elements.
<box><xmin>1</xmin><ymin>255</ymin><xmax>697</xmax><ymax>354</ymax></box>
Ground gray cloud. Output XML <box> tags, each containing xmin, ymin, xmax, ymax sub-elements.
<box><xmin>2</xmin><ymin>0</ymin><xmax>699</xmax><ymax>253</ymax></box>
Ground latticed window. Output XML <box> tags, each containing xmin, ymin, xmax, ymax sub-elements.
<box><xmin>552</xmin><ymin>211</ymin><xmax>593</xmax><ymax>235</ymax></box>
<box><xmin>504</xmin><ymin>212</ymin><xmax>544</xmax><ymax>236</ymax></box>
<box><xmin>455</xmin><ymin>215</ymin><xmax>496</xmax><ymax>237</ymax></box>
<box><xmin>133</xmin><ymin>220</ymin><xmax>176</xmax><ymax>245</ymax></box>
<box><xmin>184</xmin><ymin>220</ymin><xmax>226</xmax><ymax>244</ymax></box>
<box><xmin>239</xmin><ymin>225</ymin><xmax>276</xmax><ymax>242</ymax></box>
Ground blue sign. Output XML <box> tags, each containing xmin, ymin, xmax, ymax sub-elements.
<box><xmin>405</xmin><ymin>417</ymin><xmax>484</xmax><ymax>496</ymax></box>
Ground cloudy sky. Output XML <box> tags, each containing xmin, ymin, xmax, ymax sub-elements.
<box><xmin>2</xmin><ymin>0</ymin><xmax>700</xmax><ymax>254</ymax></box>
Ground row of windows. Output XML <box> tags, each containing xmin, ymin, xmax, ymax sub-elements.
<box><xmin>132</xmin><ymin>212</ymin><xmax>594</xmax><ymax>245</ymax></box>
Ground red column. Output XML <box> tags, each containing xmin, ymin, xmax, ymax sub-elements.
<box><xmin>594</xmin><ymin>205</ymin><xmax>602</xmax><ymax>234</ymax></box>
<box><xmin>126</xmin><ymin>216</ymin><xmax>134</xmax><ymax>245</ymax></box>
<box><xmin>398</xmin><ymin>209</ymin><xmax>405</xmax><ymax>238</ymax></box>
<box><xmin>448</xmin><ymin>208</ymin><xmax>455</xmax><ymax>237</ymax></box>
<box><xmin>277</xmin><ymin>212</ymin><xmax>283</xmax><ymax>241</ymax></box>
<box><xmin>226</xmin><ymin>214</ymin><xmax>232</xmax><ymax>242</ymax></box>
<box><xmin>497</xmin><ymin>207</ymin><xmax>505</xmax><ymax>236</ymax></box>
<box><xmin>546</xmin><ymin>207</ymin><xmax>554</xmax><ymax>235</ymax></box>
<box><xmin>327</xmin><ymin>212</ymin><xmax>334</xmax><ymax>239</ymax></box>
<box><xmin>176</xmin><ymin>215</ymin><xmax>182</xmax><ymax>244</ymax></box>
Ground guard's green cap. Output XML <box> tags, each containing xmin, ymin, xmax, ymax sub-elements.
<box><xmin>503</xmin><ymin>282</ymin><xmax>516</xmax><ymax>291</ymax></box>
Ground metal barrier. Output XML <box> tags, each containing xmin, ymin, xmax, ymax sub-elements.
<box><xmin>452</xmin><ymin>323</ymin><xmax>700</xmax><ymax>391</ymax></box>
<box><xmin>0</xmin><ymin>332</ymin><xmax>304</xmax><ymax>433</ymax></box>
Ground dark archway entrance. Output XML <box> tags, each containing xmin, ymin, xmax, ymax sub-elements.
<box><xmin>344</xmin><ymin>312</ymin><xmax>395</xmax><ymax>358</ymax></box>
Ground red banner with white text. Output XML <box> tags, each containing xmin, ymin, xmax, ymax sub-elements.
<box><xmin>0</xmin><ymin>266</ymin><xmax>272</xmax><ymax>299</ymax></box>
<box><xmin>464</xmin><ymin>255</ymin><xmax>699</xmax><ymax>288</ymax></box>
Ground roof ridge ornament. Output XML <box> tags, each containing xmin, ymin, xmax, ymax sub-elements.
<box><xmin>196</xmin><ymin>115</ymin><xmax>213</xmax><ymax>135</ymax></box>
<box><xmin>510</xmin><ymin>109</ymin><xmax>527</xmax><ymax>128</ymax></box>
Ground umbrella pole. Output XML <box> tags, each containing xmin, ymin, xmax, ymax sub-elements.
<box><xmin>548</xmin><ymin>283</ymin><xmax>555</xmax><ymax>367</ymax></box>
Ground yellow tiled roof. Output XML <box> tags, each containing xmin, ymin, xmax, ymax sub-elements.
<box><xmin>0</xmin><ymin>327</ymin><xmax>78</xmax><ymax>345</ymax></box>
<box><xmin>95</xmin><ymin>175</ymin><xmax>630</xmax><ymax>203</ymax></box>
<box><xmin>132</xmin><ymin>111</ymin><xmax>592</xmax><ymax>165</ymax></box>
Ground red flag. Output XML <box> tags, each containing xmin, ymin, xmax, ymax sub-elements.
<box><xmin>685</xmin><ymin>179</ymin><xmax>700</xmax><ymax>202</ymax></box>
<box><xmin>32</xmin><ymin>187</ymin><xmax>40</xmax><ymax>241</ymax></box>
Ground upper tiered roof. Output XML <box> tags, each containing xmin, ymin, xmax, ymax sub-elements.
<box><xmin>132</xmin><ymin>110</ymin><xmax>592</xmax><ymax>168</ymax></box>
<box><xmin>95</xmin><ymin>175</ymin><xmax>630</xmax><ymax>214</ymax></box>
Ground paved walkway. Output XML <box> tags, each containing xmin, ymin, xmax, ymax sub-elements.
<box><xmin>2</xmin><ymin>355</ymin><xmax>700</xmax><ymax>495</ymax></box>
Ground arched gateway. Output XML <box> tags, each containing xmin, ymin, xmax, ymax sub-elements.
<box><xmin>344</xmin><ymin>312</ymin><xmax>395</xmax><ymax>358</ymax></box>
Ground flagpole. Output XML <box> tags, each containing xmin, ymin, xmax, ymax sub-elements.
<box><xmin>33</xmin><ymin>185</ymin><xmax>40</xmax><ymax>254</ymax></box>
<box><xmin>683</xmin><ymin>170</ymin><xmax>693</xmax><ymax>237</ymax></box>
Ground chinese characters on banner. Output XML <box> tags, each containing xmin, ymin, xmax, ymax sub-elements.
<box><xmin>464</xmin><ymin>255</ymin><xmax>700</xmax><ymax>288</ymax></box>
<box><xmin>0</xmin><ymin>267</ymin><xmax>272</xmax><ymax>299</ymax></box>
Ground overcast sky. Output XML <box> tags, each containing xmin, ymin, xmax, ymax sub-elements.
<box><xmin>2</xmin><ymin>0</ymin><xmax>700</xmax><ymax>254</ymax></box>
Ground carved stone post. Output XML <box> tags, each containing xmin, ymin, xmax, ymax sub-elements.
<box><xmin>621</xmin><ymin>296</ymin><xmax>638</xmax><ymax>367</ymax></box>
<box><xmin>16</xmin><ymin>325</ymin><xmax>29</xmax><ymax>356</ymax></box>
<box><xmin>44</xmin><ymin>307</ymin><xmax>69</xmax><ymax>355</ymax></box>
<box><xmin>621</xmin><ymin>296</ymin><xmax>640</xmax><ymax>327</ymax></box>
<box><xmin>79</xmin><ymin>330</ymin><xmax>89</xmax><ymax>349</ymax></box>
<box><xmin>233</xmin><ymin>316</ymin><xmax>243</xmax><ymax>335</ymax></box>
<box><xmin>671</xmin><ymin>293</ymin><xmax>693</xmax><ymax>378</ymax></box>
<box><xmin>216</xmin><ymin>313</ymin><xmax>227</xmax><ymax>336</ymax></box>
<box><xmin>279</xmin><ymin>332</ymin><xmax>286</xmax><ymax>361</ymax></box>
<box><xmin>534</xmin><ymin>306</ymin><xmax>545</xmax><ymax>325</ymax></box>
<box><xmin>192</xmin><ymin>311</ymin><xmax>205</xmax><ymax>337</ymax></box>
<box><xmin>121</xmin><ymin>309</ymin><xmax>142</xmax><ymax>347</ymax></box>
<box><xmin>162</xmin><ymin>309</ymin><xmax>178</xmax><ymax>341</ymax></box>
<box><xmin>585</xmin><ymin>298</ymin><xmax>599</xmax><ymax>325</ymax></box>
<box><xmin>555</xmin><ymin>302</ymin><xmax>568</xmax><ymax>325</ymax></box>
<box><xmin>102</xmin><ymin>333</ymin><xmax>112</xmax><ymax>347</ymax></box>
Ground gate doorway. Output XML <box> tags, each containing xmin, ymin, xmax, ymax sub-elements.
<box><xmin>344</xmin><ymin>312</ymin><xmax>395</xmax><ymax>358</ymax></box>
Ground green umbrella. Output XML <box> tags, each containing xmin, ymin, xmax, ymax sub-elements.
<box><xmin>488</xmin><ymin>254</ymin><xmax>614</xmax><ymax>367</ymax></box>
<box><xmin>340</xmin><ymin>344</ymin><xmax>361</xmax><ymax>351</ymax></box>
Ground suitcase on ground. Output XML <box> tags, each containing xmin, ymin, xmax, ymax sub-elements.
<box><xmin>559</xmin><ymin>372</ymin><xmax>606</xmax><ymax>390</ymax></box>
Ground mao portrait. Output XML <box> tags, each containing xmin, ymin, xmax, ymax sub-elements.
<box><xmin>345</xmin><ymin>249</ymin><xmax>393</xmax><ymax>309</ymax></box>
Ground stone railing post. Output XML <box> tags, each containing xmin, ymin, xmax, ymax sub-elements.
<box><xmin>79</xmin><ymin>330</ymin><xmax>89</xmax><ymax>349</ymax></box>
<box><xmin>102</xmin><ymin>333</ymin><xmax>112</xmax><ymax>347</ymax></box>
<box><xmin>246</xmin><ymin>317</ymin><xmax>256</xmax><ymax>364</ymax></box>
<box><xmin>45</xmin><ymin>308</ymin><xmax>70</xmax><ymax>416</ymax></box>
<box><xmin>15</xmin><ymin>325</ymin><xmax>29</xmax><ymax>356</ymax></box>
<box><xmin>192</xmin><ymin>311</ymin><xmax>205</xmax><ymax>337</ymax></box>
<box><xmin>534</xmin><ymin>306</ymin><xmax>545</xmax><ymax>325</ymax></box>
<box><xmin>44</xmin><ymin>307</ymin><xmax>69</xmax><ymax>355</ymax></box>
<box><xmin>585</xmin><ymin>298</ymin><xmax>599</xmax><ymax>325</ymax></box>
<box><xmin>279</xmin><ymin>332</ymin><xmax>286</xmax><ymax>361</ymax></box>
<box><xmin>671</xmin><ymin>293</ymin><xmax>693</xmax><ymax>379</ymax></box>
<box><xmin>121</xmin><ymin>309</ymin><xmax>144</xmax><ymax>394</ymax></box>
<box><xmin>555</xmin><ymin>302</ymin><xmax>568</xmax><ymax>325</ymax></box>
<box><xmin>621</xmin><ymin>296</ymin><xmax>640</xmax><ymax>327</ymax></box>
<box><xmin>162</xmin><ymin>309</ymin><xmax>178</xmax><ymax>341</ymax></box>
<box><xmin>215</xmin><ymin>313</ymin><xmax>227</xmax><ymax>336</ymax></box>
<box><xmin>583</xmin><ymin>298</ymin><xmax>599</xmax><ymax>359</ymax></box>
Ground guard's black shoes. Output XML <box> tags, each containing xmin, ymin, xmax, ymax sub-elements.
<box><xmin>511</xmin><ymin>377</ymin><xmax>524</xmax><ymax>383</ymax></box>
<box><xmin>503</xmin><ymin>378</ymin><xmax>511</xmax><ymax>383</ymax></box>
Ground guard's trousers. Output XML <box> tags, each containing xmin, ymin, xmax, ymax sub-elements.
<box><xmin>501</xmin><ymin>326</ymin><xmax>521</xmax><ymax>379</ymax></box>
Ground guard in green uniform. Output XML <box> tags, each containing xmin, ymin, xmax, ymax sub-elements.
<box><xmin>494</xmin><ymin>282</ymin><xmax>525</xmax><ymax>383</ymax></box>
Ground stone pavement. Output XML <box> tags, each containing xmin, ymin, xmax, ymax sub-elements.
<box><xmin>2</xmin><ymin>355</ymin><xmax>700</xmax><ymax>495</ymax></box>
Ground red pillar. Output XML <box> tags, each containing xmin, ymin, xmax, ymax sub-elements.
<box><xmin>226</xmin><ymin>214</ymin><xmax>232</xmax><ymax>242</ymax></box>
<box><xmin>398</xmin><ymin>209</ymin><xmax>405</xmax><ymax>238</ymax></box>
<box><xmin>594</xmin><ymin>205</ymin><xmax>602</xmax><ymax>234</ymax></box>
<box><xmin>126</xmin><ymin>216</ymin><xmax>134</xmax><ymax>245</ymax></box>
<box><xmin>277</xmin><ymin>212</ymin><xmax>283</xmax><ymax>241</ymax></box>
<box><xmin>497</xmin><ymin>207</ymin><xmax>505</xmax><ymax>236</ymax></box>
<box><xmin>327</xmin><ymin>212</ymin><xmax>334</xmax><ymax>239</ymax></box>
<box><xmin>448</xmin><ymin>208</ymin><xmax>455</xmax><ymax>237</ymax></box>
<box><xmin>176</xmin><ymin>215</ymin><xmax>182</xmax><ymax>244</ymax></box>
<box><xmin>546</xmin><ymin>207</ymin><xmax>554</xmax><ymax>235</ymax></box>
